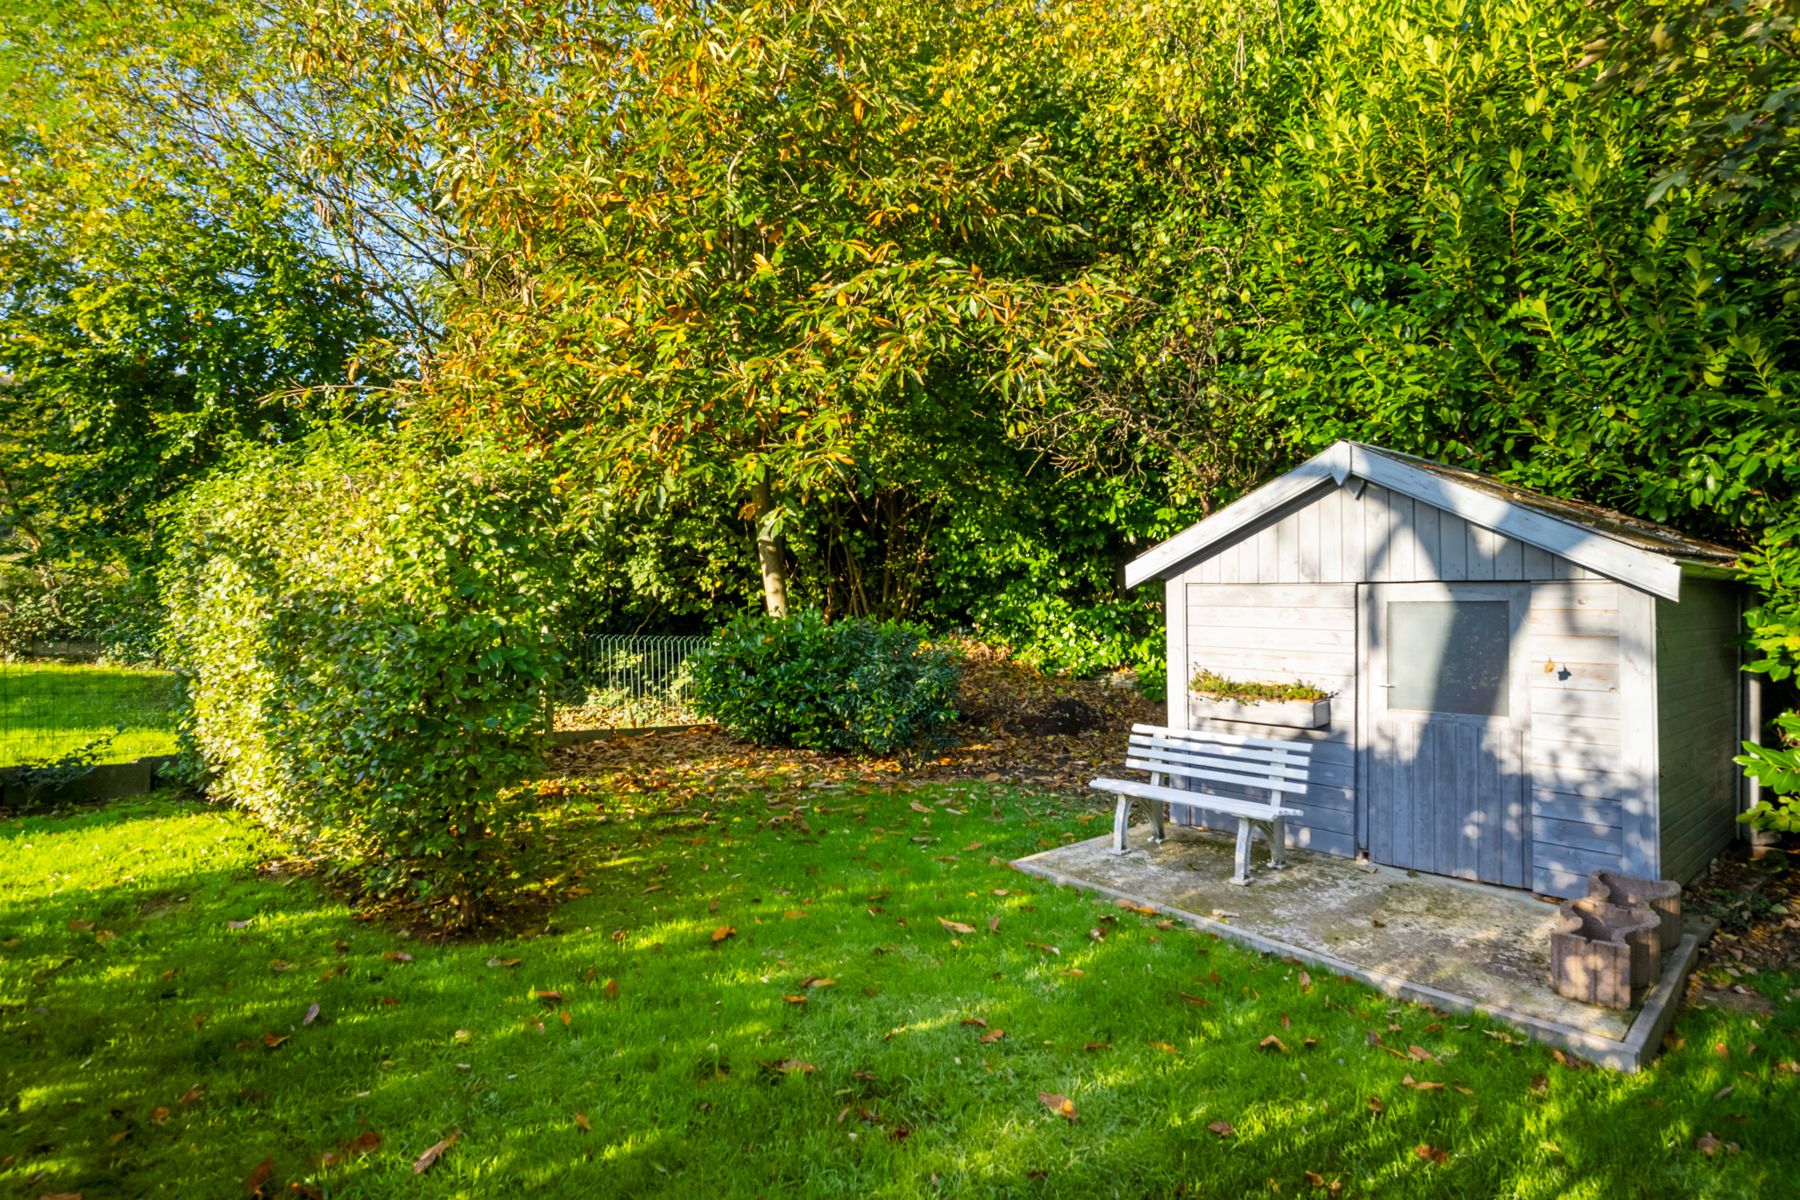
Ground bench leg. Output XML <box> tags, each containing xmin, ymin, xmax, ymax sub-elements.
<box><xmin>1148</xmin><ymin>797</ymin><xmax>1167</xmax><ymax>844</ymax></box>
<box><xmin>1266</xmin><ymin>816</ymin><xmax>1288</xmax><ymax>870</ymax></box>
<box><xmin>1229</xmin><ymin>817</ymin><xmax>1253</xmax><ymax>886</ymax></box>
<box><xmin>1112</xmin><ymin>794</ymin><xmax>1132</xmax><ymax>855</ymax></box>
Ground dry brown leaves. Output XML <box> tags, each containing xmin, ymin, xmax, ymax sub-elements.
<box><xmin>547</xmin><ymin>638</ymin><xmax>1162</xmax><ymax>798</ymax></box>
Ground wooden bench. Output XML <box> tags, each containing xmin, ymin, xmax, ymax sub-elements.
<box><xmin>1090</xmin><ymin>723</ymin><xmax>1312</xmax><ymax>886</ymax></box>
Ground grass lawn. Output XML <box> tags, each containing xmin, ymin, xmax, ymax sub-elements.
<box><xmin>1</xmin><ymin>778</ymin><xmax>1794</xmax><ymax>1198</ymax></box>
<box><xmin>0</xmin><ymin>663</ymin><xmax>179</xmax><ymax>767</ymax></box>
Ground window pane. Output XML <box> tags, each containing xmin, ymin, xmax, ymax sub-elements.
<box><xmin>1387</xmin><ymin>600</ymin><xmax>1511</xmax><ymax>717</ymax></box>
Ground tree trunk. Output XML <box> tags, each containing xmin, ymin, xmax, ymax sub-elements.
<box><xmin>750</xmin><ymin>476</ymin><xmax>789</xmax><ymax>617</ymax></box>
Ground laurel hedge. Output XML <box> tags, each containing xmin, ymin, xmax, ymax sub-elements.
<box><xmin>163</xmin><ymin>433</ymin><xmax>561</xmax><ymax>927</ymax></box>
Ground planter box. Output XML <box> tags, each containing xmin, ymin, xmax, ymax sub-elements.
<box><xmin>1189</xmin><ymin>695</ymin><xmax>1330</xmax><ymax>730</ymax></box>
<box><xmin>1588</xmin><ymin>871</ymin><xmax>1682</xmax><ymax>964</ymax></box>
<box><xmin>1550</xmin><ymin>897</ymin><xmax>1662</xmax><ymax>1009</ymax></box>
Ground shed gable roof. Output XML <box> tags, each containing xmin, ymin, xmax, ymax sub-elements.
<box><xmin>1123</xmin><ymin>442</ymin><xmax>1740</xmax><ymax>602</ymax></box>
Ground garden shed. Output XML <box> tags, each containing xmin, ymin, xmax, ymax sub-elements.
<box><xmin>1125</xmin><ymin>441</ymin><xmax>1754</xmax><ymax>898</ymax></box>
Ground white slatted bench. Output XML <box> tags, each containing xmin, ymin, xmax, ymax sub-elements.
<box><xmin>1090</xmin><ymin>723</ymin><xmax>1312</xmax><ymax>886</ymax></box>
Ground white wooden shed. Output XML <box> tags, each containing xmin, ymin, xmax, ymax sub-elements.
<box><xmin>1125</xmin><ymin>442</ymin><xmax>1752</xmax><ymax>898</ymax></box>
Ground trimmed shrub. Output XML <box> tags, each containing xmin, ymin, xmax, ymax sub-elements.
<box><xmin>163</xmin><ymin>432</ymin><xmax>561</xmax><ymax>928</ymax></box>
<box><xmin>690</xmin><ymin>611</ymin><xmax>958</xmax><ymax>754</ymax></box>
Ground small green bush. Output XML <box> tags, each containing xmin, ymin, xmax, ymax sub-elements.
<box><xmin>690</xmin><ymin>611</ymin><xmax>959</xmax><ymax>754</ymax></box>
<box><xmin>164</xmin><ymin>432</ymin><xmax>562</xmax><ymax>928</ymax></box>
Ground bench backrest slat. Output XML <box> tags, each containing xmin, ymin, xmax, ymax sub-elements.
<box><xmin>1122</xmin><ymin>723</ymin><xmax>1312</xmax><ymax>813</ymax></box>
<box><xmin>1124</xmin><ymin>757</ymin><xmax>1310</xmax><ymax>795</ymax></box>
<box><xmin>1129</xmin><ymin>722</ymin><xmax>1316</xmax><ymax>754</ymax></box>
<box><xmin>1128</xmin><ymin>736</ymin><xmax>1312</xmax><ymax>775</ymax></box>
<box><xmin>1127</xmin><ymin>744</ymin><xmax>1312</xmax><ymax>784</ymax></box>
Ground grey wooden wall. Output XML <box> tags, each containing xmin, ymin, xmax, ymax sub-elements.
<box><xmin>1655</xmin><ymin>579</ymin><xmax>1742</xmax><ymax>884</ymax></box>
<box><xmin>1169</xmin><ymin>482</ymin><xmax>1652</xmax><ymax>896</ymax></box>
<box><xmin>1525</xmin><ymin>580</ymin><xmax>1635</xmax><ymax>897</ymax></box>
<box><xmin>1182</xmin><ymin>482</ymin><xmax>1604</xmax><ymax>586</ymax></box>
<box><xmin>1181</xmin><ymin>582</ymin><xmax>1358</xmax><ymax>858</ymax></box>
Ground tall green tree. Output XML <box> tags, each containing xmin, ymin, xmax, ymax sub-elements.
<box><xmin>286</xmin><ymin>0</ymin><xmax>1123</xmax><ymax>614</ymax></box>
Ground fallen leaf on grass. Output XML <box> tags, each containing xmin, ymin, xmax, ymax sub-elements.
<box><xmin>711</xmin><ymin>927</ymin><xmax>736</xmax><ymax>943</ymax></box>
<box><xmin>534</xmin><ymin>990</ymin><xmax>565</xmax><ymax>1006</ymax></box>
<box><xmin>988</xmin><ymin>915</ymin><xmax>1001</xmax><ymax>934</ymax></box>
<box><xmin>243</xmin><ymin>1156</ymin><xmax>275</xmax><ymax>1194</ymax></box>
<box><xmin>1178</xmin><ymin>992</ymin><xmax>1211</xmax><ymax>1007</ymax></box>
<box><xmin>1149</xmin><ymin>1041</ymin><xmax>1178</xmax><ymax>1054</ymax></box>
<box><xmin>1038</xmin><ymin>1092</ymin><xmax>1076</xmax><ymax>1122</ymax></box>
<box><xmin>1529</xmin><ymin>1074</ymin><xmax>1548</xmax><ymax>1094</ymax></box>
<box><xmin>302</xmin><ymin>1004</ymin><xmax>320</xmax><ymax>1027</ymax></box>
<box><xmin>980</xmin><ymin>1029</ymin><xmax>1006</xmax><ymax>1043</ymax></box>
<box><xmin>486</xmin><ymin>957</ymin><xmax>523</xmax><ymax>968</ymax></box>
<box><xmin>938</xmin><ymin>918</ymin><xmax>976</xmax><ymax>935</ymax></box>
<box><xmin>770</xmin><ymin>1059</ymin><xmax>815</xmax><ymax>1074</ymax></box>
<box><xmin>1401</xmin><ymin>1074</ymin><xmax>1443</xmax><ymax>1091</ymax></box>
<box><xmin>910</xmin><ymin>800</ymin><xmax>932</xmax><ymax>814</ymax></box>
<box><xmin>783</xmin><ymin>995</ymin><xmax>808</xmax><ymax>1005</ymax></box>
<box><xmin>1114</xmin><ymin>899</ymin><xmax>1158</xmax><ymax>915</ymax></box>
<box><xmin>319</xmin><ymin>1131</ymin><xmax>381</xmax><ymax>1167</ymax></box>
<box><xmin>261</xmin><ymin>1034</ymin><xmax>288</xmax><ymax>1050</ymax></box>
<box><xmin>178</xmin><ymin>1086</ymin><xmax>203</xmax><ymax>1107</ymax></box>
<box><xmin>1407</xmin><ymin>1045</ymin><xmax>1435</xmax><ymax>1062</ymax></box>
<box><xmin>800</xmin><ymin>977</ymin><xmax>835</xmax><ymax>989</ymax></box>
<box><xmin>603</xmin><ymin>978</ymin><xmax>620</xmax><ymax>999</ymax></box>
<box><xmin>150</xmin><ymin>1106</ymin><xmax>171</xmax><ymax>1125</ymax></box>
<box><xmin>1083</xmin><ymin>1041</ymin><xmax>1111</xmax><ymax>1052</ymax></box>
<box><xmin>1025</xmin><ymin>941</ymin><xmax>1060</xmax><ymax>955</ymax></box>
<box><xmin>1259</xmin><ymin>1035</ymin><xmax>1289</xmax><ymax>1053</ymax></box>
<box><xmin>1298</xmin><ymin>971</ymin><xmax>1313</xmax><ymax>991</ymax></box>
<box><xmin>961</xmin><ymin>1018</ymin><xmax>988</xmax><ymax>1028</ymax></box>
<box><xmin>1207</xmin><ymin>1121</ymin><xmax>1234</xmax><ymax>1138</ymax></box>
<box><xmin>382</xmin><ymin>950</ymin><xmax>413</xmax><ymax>963</ymax></box>
<box><xmin>575</xmin><ymin>1113</ymin><xmax>592</xmax><ymax>1133</ymax></box>
<box><xmin>68</xmin><ymin>919</ymin><xmax>94</xmax><ymax>931</ymax></box>
<box><xmin>1414</xmin><ymin>1143</ymin><xmax>1449</xmax><ymax>1164</ymax></box>
<box><xmin>413</xmin><ymin>1130</ymin><xmax>459</xmax><ymax>1175</ymax></box>
<box><xmin>1367</xmin><ymin>1097</ymin><xmax>1385</xmax><ymax>1114</ymax></box>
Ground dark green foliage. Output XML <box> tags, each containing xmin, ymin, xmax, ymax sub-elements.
<box><xmin>690</xmin><ymin>611</ymin><xmax>959</xmax><ymax>754</ymax></box>
<box><xmin>163</xmin><ymin>433</ymin><xmax>561</xmax><ymax>927</ymax></box>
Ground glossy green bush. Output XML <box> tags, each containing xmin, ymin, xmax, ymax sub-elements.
<box><xmin>690</xmin><ymin>611</ymin><xmax>959</xmax><ymax>754</ymax></box>
<box><xmin>163</xmin><ymin>432</ymin><xmax>561</xmax><ymax>928</ymax></box>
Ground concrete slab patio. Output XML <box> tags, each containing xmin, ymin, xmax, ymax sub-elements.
<box><xmin>1013</xmin><ymin>825</ymin><xmax>1711</xmax><ymax>1071</ymax></box>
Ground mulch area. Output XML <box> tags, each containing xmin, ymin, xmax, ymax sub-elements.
<box><xmin>547</xmin><ymin>640</ymin><xmax>1163</xmax><ymax>798</ymax></box>
<box><xmin>1684</xmin><ymin>842</ymin><xmax>1800</xmax><ymax>1009</ymax></box>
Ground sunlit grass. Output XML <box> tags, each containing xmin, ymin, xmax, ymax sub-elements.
<box><xmin>0</xmin><ymin>785</ymin><xmax>1792</xmax><ymax>1198</ymax></box>
<box><xmin>0</xmin><ymin>661</ymin><xmax>179</xmax><ymax>766</ymax></box>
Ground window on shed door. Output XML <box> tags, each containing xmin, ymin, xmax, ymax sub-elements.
<box><xmin>1387</xmin><ymin>600</ymin><xmax>1511</xmax><ymax>717</ymax></box>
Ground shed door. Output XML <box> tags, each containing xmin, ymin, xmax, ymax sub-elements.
<box><xmin>1359</xmin><ymin>582</ymin><xmax>1531</xmax><ymax>888</ymax></box>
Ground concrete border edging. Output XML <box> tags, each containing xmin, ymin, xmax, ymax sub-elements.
<box><xmin>1011</xmin><ymin>843</ymin><xmax>1711</xmax><ymax>1073</ymax></box>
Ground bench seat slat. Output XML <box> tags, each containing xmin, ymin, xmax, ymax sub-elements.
<box><xmin>1130</xmin><ymin>722</ymin><xmax>1317</xmax><ymax>754</ymax></box>
<box><xmin>1091</xmin><ymin>777</ymin><xmax>1302</xmax><ymax>821</ymax></box>
<box><xmin>1123</xmin><ymin>757</ymin><xmax>1309</xmax><ymax>795</ymax></box>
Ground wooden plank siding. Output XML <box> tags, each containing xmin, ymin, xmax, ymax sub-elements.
<box><xmin>1161</xmin><ymin>481</ymin><xmax>1742</xmax><ymax>899</ymax></box>
<box><xmin>1184</xmin><ymin>484</ymin><xmax>1602</xmax><ymax>587</ymax></box>
<box><xmin>1177</xmin><ymin>583</ymin><xmax>1357</xmax><ymax>858</ymax></box>
<box><xmin>1655</xmin><ymin>579</ymin><xmax>1743</xmax><ymax>884</ymax></box>
<box><xmin>1524</xmin><ymin>580</ymin><xmax>1633</xmax><ymax>896</ymax></box>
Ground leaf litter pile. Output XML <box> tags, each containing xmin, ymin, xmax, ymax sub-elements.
<box><xmin>549</xmin><ymin>639</ymin><xmax>1162</xmax><ymax>796</ymax></box>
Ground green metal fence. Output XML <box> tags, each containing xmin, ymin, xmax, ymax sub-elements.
<box><xmin>0</xmin><ymin>656</ymin><xmax>182</xmax><ymax>768</ymax></box>
<box><xmin>552</xmin><ymin>634</ymin><xmax>709</xmax><ymax>732</ymax></box>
